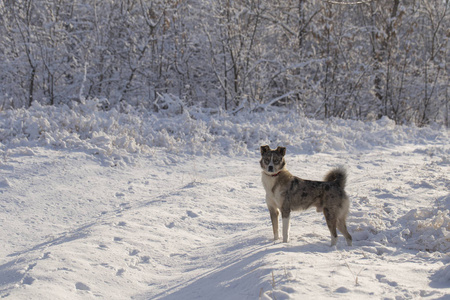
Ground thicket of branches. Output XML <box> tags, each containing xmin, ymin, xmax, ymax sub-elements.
<box><xmin>0</xmin><ymin>0</ymin><xmax>449</xmax><ymax>126</ymax></box>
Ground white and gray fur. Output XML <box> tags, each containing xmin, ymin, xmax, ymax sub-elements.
<box><xmin>260</xmin><ymin>145</ymin><xmax>352</xmax><ymax>246</ymax></box>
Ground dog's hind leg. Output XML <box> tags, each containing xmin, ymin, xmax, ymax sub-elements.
<box><xmin>337</xmin><ymin>219</ymin><xmax>352</xmax><ymax>246</ymax></box>
<box><xmin>268</xmin><ymin>206</ymin><xmax>279</xmax><ymax>240</ymax></box>
<box><xmin>323</xmin><ymin>208</ymin><xmax>338</xmax><ymax>246</ymax></box>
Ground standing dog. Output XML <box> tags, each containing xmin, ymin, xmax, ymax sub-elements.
<box><xmin>260</xmin><ymin>145</ymin><xmax>352</xmax><ymax>246</ymax></box>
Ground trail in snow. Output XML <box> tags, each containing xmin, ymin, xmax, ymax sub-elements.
<box><xmin>1</xmin><ymin>141</ymin><xmax>449</xmax><ymax>299</ymax></box>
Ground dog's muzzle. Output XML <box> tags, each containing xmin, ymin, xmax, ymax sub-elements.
<box><xmin>268</xmin><ymin>166</ymin><xmax>274</xmax><ymax>172</ymax></box>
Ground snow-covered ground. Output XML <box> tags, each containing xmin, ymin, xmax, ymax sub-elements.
<box><xmin>1</xmin><ymin>101</ymin><xmax>449</xmax><ymax>299</ymax></box>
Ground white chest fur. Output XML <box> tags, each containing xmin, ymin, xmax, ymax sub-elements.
<box><xmin>261</xmin><ymin>173</ymin><xmax>284</xmax><ymax>209</ymax></box>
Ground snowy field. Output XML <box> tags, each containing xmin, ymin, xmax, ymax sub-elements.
<box><xmin>0</xmin><ymin>101</ymin><xmax>449</xmax><ymax>299</ymax></box>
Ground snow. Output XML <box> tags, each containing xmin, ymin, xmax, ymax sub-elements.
<box><xmin>0</xmin><ymin>101</ymin><xmax>449</xmax><ymax>299</ymax></box>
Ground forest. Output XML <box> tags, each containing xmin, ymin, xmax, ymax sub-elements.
<box><xmin>0</xmin><ymin>0</ymin><xmax>449</xmax><ymax>126</ymax></box>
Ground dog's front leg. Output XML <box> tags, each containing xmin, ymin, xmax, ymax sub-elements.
<box><xmin>268</xmin><ymin>206</ymin><xmax>279</xmax><ymax>240</ymax></box>
<box><xmin>282</xmin><ymin>216</ymin><xmax>290</xmax><ymax>243</ymax></box>
<box><xmin>281</xmin><ymin>208</ymin><xmax>291</xmax><ymax>243</ymax></box>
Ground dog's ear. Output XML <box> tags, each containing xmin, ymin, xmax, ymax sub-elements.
<box><xmin>276</xmin><ymin>146</ymin><xmax>286</xmax><ymax>157</ymax></box>
<box><xmin>260</xmin><ymin>145</ymin><xmax>271</xmax><ymax>155</ymax></box>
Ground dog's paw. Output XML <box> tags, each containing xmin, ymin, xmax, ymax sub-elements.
<box><xmin>330</xmin><ymin>236</ymin><xmax>338</xmax><ymax>246</ymax></box>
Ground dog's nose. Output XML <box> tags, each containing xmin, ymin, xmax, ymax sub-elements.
<box><xmin>268</xmin><ymin>166</ymin><xmax>274</xmax><ymax>172</ymax></box>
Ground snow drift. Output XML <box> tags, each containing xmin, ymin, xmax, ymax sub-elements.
<box><xmin>1</xmin><ymin>98</ymin><xmax>447</xmax><ymax>161</ymax></box>
<box><xmin>0</xmin><ymin>100</ymin><xmax>449</xmax><ymax>299</ymax></box>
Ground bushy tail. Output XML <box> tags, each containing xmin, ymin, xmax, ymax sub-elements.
<box><xmin>324</xmin><ymin>167</ymin><xmax>347</xmax><ymax>189</ymax></box>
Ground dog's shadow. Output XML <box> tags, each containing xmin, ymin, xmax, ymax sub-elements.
<box><xmin>141</xmin><ymin>235</ymin><xmax>339</xmax><ymax>300</ymax></box>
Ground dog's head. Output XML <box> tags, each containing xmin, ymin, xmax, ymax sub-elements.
<box><xmin>260</xmin><ymin>145</ymin><xmax>286</xmax><ymax>175</ymax></box>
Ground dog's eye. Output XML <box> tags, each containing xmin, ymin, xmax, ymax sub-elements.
<box><xmin>273</xmin><ymin>158</ymin><xmax>281</xmax><ymax>164</ymax></box>
<box><xmin>264</xmin><ymin>158</ymin><xmax>270</xmax><ymax>164</ymax></box>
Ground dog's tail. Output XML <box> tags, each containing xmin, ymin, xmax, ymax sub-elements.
<box><xmin>324</xmin><ymin>167</ymin><xmax>347</xmax><ymax>189</ymax></box>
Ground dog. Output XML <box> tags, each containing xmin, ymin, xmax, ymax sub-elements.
<box><xmin>260</xmin><ymin>145</ymin><xmax>352</xmax><ymax>246</ymax></box>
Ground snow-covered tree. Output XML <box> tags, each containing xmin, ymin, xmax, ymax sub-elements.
<box><xmin>0</xmin><ymin>0</ymin><xmax>448</xmax><ymax>126</ymax></box>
